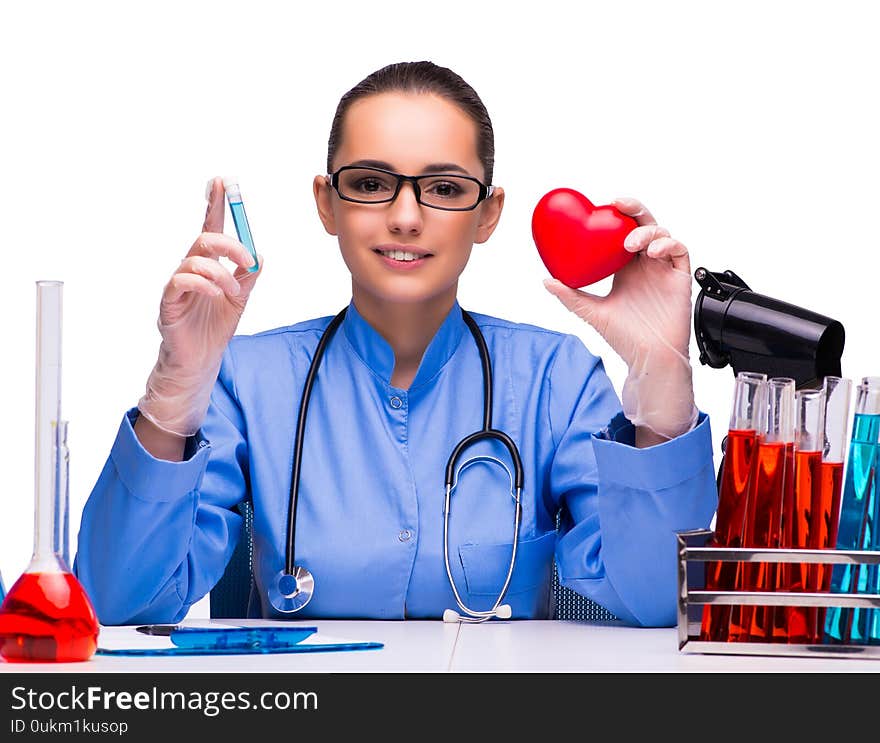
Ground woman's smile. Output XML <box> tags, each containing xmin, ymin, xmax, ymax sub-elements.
<box><xmin>373</xmin><ymin>242</ymin><xmax>434</xmax><ymax>269</ymax></box>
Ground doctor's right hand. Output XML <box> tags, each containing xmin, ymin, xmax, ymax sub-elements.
<box><xmin>137</xmin><ymin>176</ymin><xmax>263</xmax><ymax>438</ymax></box>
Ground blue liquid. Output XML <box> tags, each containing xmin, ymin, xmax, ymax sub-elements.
<box><xmin>824</xmin><ymin>413</ymin><xmax>880</xmax><ymax>643</ymax></box>
<box><xmin>229</xmin><ymin>199</ymin><xmax>259</xmax><ymax>273</ymax></box>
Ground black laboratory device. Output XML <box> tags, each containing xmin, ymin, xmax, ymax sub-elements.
<box><xmin>693</xmin><ymin>267</ymin><xmax>846</xmax><ymax>492</ymax></box>
<box><xmin>693</xmin><ymin>267</ymin><xmax>845</xmax><ymax>391</ymax></box>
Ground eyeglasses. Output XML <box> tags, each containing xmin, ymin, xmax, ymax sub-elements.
<box><xmin>327</xmin><ymin>165</ymin><xmax>495</xmax><ymax>211</ymax></box>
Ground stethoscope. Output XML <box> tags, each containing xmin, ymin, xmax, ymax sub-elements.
<box><xmin>267</xmin><ymin>306</ymin><xmax>524</xmax><ymax>623</ymax></box>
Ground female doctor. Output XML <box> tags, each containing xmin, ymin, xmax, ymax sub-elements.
<box><xmin>74</xmin><ymin>60</ymin><xmax>717</xmax><ymax>627</ymax></box>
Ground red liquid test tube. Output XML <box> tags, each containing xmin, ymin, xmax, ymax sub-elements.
<box><xmin>774</xmin><ymin>387</ymin><xmax>825</xmax><ymax>643</ymax></box>
<box><xmin>731</xmin><ymin>377</ymin><xmax>795</xmax><ymax>642</ymax></box>
<box><xmin>807</xmin><ymin>377</ymin><xmax>851</xmax><ymax>643</ymax></box>
<box><xmin>700</xmin><ymin>372</ymin><xmax>766</xmax><ymax>642</ymax></box>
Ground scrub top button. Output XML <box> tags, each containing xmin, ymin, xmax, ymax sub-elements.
<box><xmin>398</xmin><ymin>529</ymin><xmax>413</xmax><ymax>542</ymax></box>
<box><xmin>390</xmin><ymin>396</ymin><xmax>403</xmax><ymax>409</ymax></box>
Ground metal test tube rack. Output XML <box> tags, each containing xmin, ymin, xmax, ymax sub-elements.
<box><xmin>677</xmin><ymin>529</ymin><xmax>880</xmax><ymax>659</ymax></box>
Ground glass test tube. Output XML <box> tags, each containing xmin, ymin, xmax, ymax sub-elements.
<box><xmin>727</xmin><ymin>374</ymin><xmax>770</xmax><ymax>642</ymax></box>
<box><xmin>776</xmin><ymin>386</ymin><xmax>825</xmax><ymax>643</ymax></box>
<box><xmin>825</xmin><ymin>377</ymin><xmax>880</xmax><ymax>644</ymax></box>
<box><xmin>57</xmin><ymin>420</ymin><xmax>70</xmax><ymax>568</ymax></box>
<box><xmin>700</xmin><ymin>372</ymin><xmax>766</xmax><ymax>642</ymax></box>
<box><xmin>736</xmin><ymin>377</ymin><xmax>795</xmax><ymax>642</ymax></box>
<box><xmin>866</xmin><ymin>381</ymin><xmax>880</xmax><ymax>641</ymax></box>
<box><xmin>223</xmin><ymin>179</ymin><xmax>260</xmax><ymax>273</ymax></box>
<box><xmin>809</xmin><ymin>377</ymin><xmax>851</xmax><ymax>642</ymax></box>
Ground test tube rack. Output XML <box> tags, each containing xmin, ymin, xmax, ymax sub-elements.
<box><xmin>677</xmin><ymin>529</ymin><xmax>880</xmax><ymax>659</ymax></box>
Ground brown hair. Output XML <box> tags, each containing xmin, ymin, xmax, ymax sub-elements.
<box><xmin>326</xmin><ymin>61</ymin><xmax>495</xmax><ymax>184</ymax></box>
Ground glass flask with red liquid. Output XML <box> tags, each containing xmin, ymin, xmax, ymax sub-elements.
<box><xmin>0</xmin><ymin>281</ymin><xmax>99</xmax><ymax>662</ymax></box>
<box><xmin>729</xmin><ymin>377</ymin><xmax>795</xmax><ymax>642</ymax></box>
<box><xmin>700</xmin><ymin>371</ymin><xmax>766</xmax><ymax>642</ymax></box>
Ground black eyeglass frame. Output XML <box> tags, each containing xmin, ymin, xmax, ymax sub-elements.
<box><xmin>326</xmin><ymin>165</ymin><xmax>495</xmax><ymax>212</ymax></box>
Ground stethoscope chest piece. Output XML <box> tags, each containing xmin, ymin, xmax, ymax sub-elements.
<box><xmin>268</xmin><ymin>566</ymin><xmax>315</xmax><ymax>613</ymax></box>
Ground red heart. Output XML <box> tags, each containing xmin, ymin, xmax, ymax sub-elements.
<box><xmin>531</xmin><ymin>188</ymin><xmax>638</xmax><ymax>289</ymax></box>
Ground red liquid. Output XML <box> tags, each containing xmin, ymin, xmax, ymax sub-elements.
<box><xmin>774</xmin><ymin>449</ymin><xmax>821</xmax><ymax>643</ymax></box>
<box><xmin>729</xmin><ymin>441</ymin><xmax>792</xmax><ymax>642</ymax></box>
<box><xmin>807</xmin><ymin>460</ymin><xmax>845</xmax><ymax>641</ymax></box>
<box><xmin>0</xmin><ymin>572</ymin><xmax>99</xmax><ymax>662</ymax></box>
<box><xmin>700</xmin><ymin>429</ymin><xmax>758</xmax><ymax>642</ymax></box>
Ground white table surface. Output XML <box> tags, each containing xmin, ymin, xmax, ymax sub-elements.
<box><xmin>453</xmin><ymin>619</ymin><xmax>880</xmax><ymax>672</ymax></box>
<box><xmin>4</xmin><ymin>618</ymin><xmax>880</xmax><ymax>673</ymax></box>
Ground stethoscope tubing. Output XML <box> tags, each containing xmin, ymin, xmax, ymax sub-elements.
<box><xmin>285</xmin><ymin>307</ymin><xmax>347</xmax><ymax>575</ymax></box>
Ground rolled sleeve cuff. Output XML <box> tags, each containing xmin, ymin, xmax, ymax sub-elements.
<box><xmin>591</xmin><ymin>411</ymin><xmax>713</xmax><ymax>490</ymax></box>
<box><xmin>111</xmin><ymin>408</ymin><xmax>211</xmax><ymax>502</ymax></box>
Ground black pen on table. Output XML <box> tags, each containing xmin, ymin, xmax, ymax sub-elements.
<box><xmin>135</xmin><ymin>625</ymin><xmax>179</xmax><ymax>636</ymax></box>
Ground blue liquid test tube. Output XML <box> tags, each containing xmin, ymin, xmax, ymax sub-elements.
<box><xmin>825</xmin><ymin>377</ymin><xmax>880</xmax><ymax>644</ymax></box>
<box><xmin>223</xmin><ymin>178</ymin><xmax>259</xmax><ymax>273</ymax></box>
<box><xmin>867</xmin><ymin>380</ymin><xmax>880</xmax><ymax>642</ymax></box>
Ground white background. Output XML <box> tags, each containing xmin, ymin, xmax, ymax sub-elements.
<box><xmin>1</xmin><ymin>1</ymin><xmax>877</xmax><ymax>618</ymax></box>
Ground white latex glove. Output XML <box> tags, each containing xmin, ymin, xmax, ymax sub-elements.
<box><xmin>137</xmin><ymin>177</ymin><xmax>263</xmax><ymax>437</ymax></box>
<box><xmin>544</xmin><ymin>196</ymin><xmax>698</xmax><ymax>441</ymax></box>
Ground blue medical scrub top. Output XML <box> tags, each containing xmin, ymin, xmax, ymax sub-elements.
<box><xmin>74</xmin><ymin>300</ymin><xmax>717</xmax><ymax>627</ymax></box>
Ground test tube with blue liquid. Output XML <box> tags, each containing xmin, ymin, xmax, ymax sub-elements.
<box><xmin>223</xmin><ymin>177</ymin><xmax>259</xmax><ymax>273</ymax></box>
<box><xmin>824</xmin><ymin>376</ymin><xmax>880</xmax><ymax>644</ymax></box>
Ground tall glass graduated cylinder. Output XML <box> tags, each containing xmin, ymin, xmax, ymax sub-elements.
<box><xmin>0</xmin><ymin>281</ymin><xmax>98</xmax><ymax>662</ymax></box>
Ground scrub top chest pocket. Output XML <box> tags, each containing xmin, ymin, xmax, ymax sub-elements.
<box><xmin>458</xmin><ymin>531</ymin><xmax>557</xmax><ymax>618</ymax></box>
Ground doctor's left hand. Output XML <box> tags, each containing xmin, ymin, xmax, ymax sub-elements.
<box><xmin>543</xmin><ymin>197</ymin><xmax>698</xmax><ymax>442</ymax></box>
